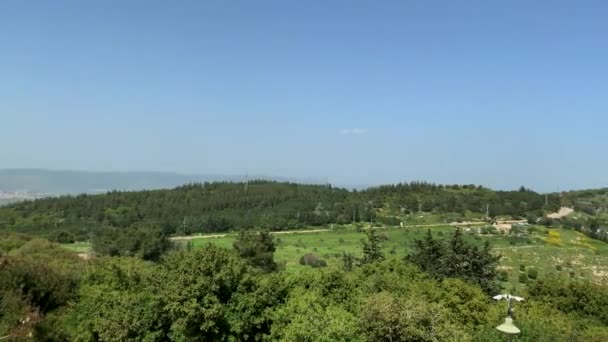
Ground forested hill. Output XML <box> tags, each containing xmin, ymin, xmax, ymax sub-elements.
<box><xmin>0</xmin><ymin>181</ymin><xmax>562</xmax><ymax>240</ymax></box>
<box><xmin>560</xmin><ymin>188</ymin><xmax>608</xmax><ymax>215</ymax></box>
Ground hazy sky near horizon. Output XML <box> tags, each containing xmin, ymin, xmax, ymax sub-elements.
<box><xmin>1</xmin><ymin>1</ymin><xmax>607</xmax><ymax>191</ymax></box>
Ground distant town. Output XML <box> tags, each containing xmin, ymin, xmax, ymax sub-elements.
<box><xmin>0</xmin><ymin>190</ymin><xmax>51</xmax><ymax>204</ymax></box>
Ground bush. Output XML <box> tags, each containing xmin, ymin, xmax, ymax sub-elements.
<box><xmin>233</xmin><ymin>230</ymin><xmax>278</xmax><ymax>273</ymax></box>
<box><xmin>518</xmin><ymin>273</ymin><xmax>528</xmax><ymax>283</ymax></box>
<box><xmin>520</xmin><ymin>264</ymin><xmax>526</xmax><ymax>272</ymax></box>
<box><xmin>299</xmin><ymin>253</ymin><xmax>327</xmax><ymax>268</ymax></box>
<box><xmin>498</xmin><ymin>270</ymin><xmax>509</xmax><ymax>282</ymax></box>
<box><xmin>556</xmin><ymin>264</ymin><xmax>562</xmax><ymax>271</ymax></box>
<box><xmin>481</xmin><ymin>226</ymin><xmax>497</xmax><ymax>235</ymax></box>
<box><xmin>338</xmin><ymin>238</ymin><xmax>345</xmax><ymax>244</ymax></box>
<box><xmin>50</xmin><ymin>230</ymin><xmax>76</xmax><ymax>244</ymax></box>
<box><xmin>92</xmin><ymin>224</ymin><xmax>171</xmax><ymax>261</ymax></box>
<box><xmin>527</xmin><ymin>268</ymin><xmax>538</xmax><ymax>280</ymax></box>
<box><xmin>546</xmin><ymin>230</ymin><xmax>562</xmax><ymax>246</ymax></box>
<box><xmin>378</xmin><ymin>216</ymin><xmax>400</xmax><ymax>226</ymax></box>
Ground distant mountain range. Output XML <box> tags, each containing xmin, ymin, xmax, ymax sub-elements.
<box><xmin>0</xmin><ymin>169</ymin><xmax>326</xmax><ymax>203</ymax></box>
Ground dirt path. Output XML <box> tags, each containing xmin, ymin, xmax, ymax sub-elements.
<box><xmin>547</xmin><ymin>207</ymin><xmax>575</xmax><ymax>219</ymax></box>
<box><xmin>169</xmin><ymin>221</ymin><xmax>486</xmax><ymax>241</ymax></box>
<box><xmin>169</xmin><ymin>229</ymin><xmax>331</xmax><ymax>241</ymax></box>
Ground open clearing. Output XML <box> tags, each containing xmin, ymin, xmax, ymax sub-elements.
<box><xmin>64</xmin><ymin>223</ymin><xmax>608</xmax><ymax>288</ymax></box>
<box><xmin>546</xmin><ymin>206</ymin><xmax>575</xmax><ymax>219</ymax></box>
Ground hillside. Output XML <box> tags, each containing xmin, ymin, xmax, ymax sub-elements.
<box><xmin>3</xmin><ymin>182</ymin><xmax>608</xmax><ymax>340</ymax></box>
<box><xmin>0</xmin><ymin>181</ymin><xmax>566</xmax><ymax>241</ymax></box>
<box><xmin>561</xmin><ymin>188</ymin><xmax>608</xmax><ymax>216</ymax></box>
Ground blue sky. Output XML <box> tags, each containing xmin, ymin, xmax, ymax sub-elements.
<box><xmin>1</xmin><ymin>1</ymin><xmax>607</xmax><ymax>191</ymax></box>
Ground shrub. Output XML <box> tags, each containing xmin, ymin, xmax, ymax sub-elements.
<box><xmin>338</xmin><ymin>238</ymin><xmax>345</xmax><ymax>244</ymax></box>
<box><xmin>50</xmin><ymin>230</ymin><xmax>76</xmax><ymax>244</ymax></box>
<box><xmin>233</xmin><ymin>230</ymin><xmax>278</xmax><ymax>273</ymax></box>
<box><xmin>341</xmin><ymin>252</ymin><xmax>355</xmax><ymax>271</ymax></box>
<box><xmin>546</xmin><ymin>230</ymin><xmax>562</xmax><ymax>246</ymax></box>
<box><xmin>527</xmin><ymin>268</ymin><xmax>538</xmax><ymax>280</ymax></box>
<box><xmin>299</xmin><ymin>253</ymin><xmax>327</xmax><ymax>268</ymax></box>
<box><xmin>93</xmin><ymin>224</ymin><xmax>171</xmax><ymax>261</ymax></box>
<box><xmin>556</xmin><ymin>264</ymin><xmax>562</xmax><ymax>271</ymax></box>
<box><xmin>520</xmin><ymin>264</ymin><xmax>526</xmax><ymax>272</ymax></box>
<box><xmin>519</xmin><ymin>273</ymin><xmax>528</xmax><ymax>283</ymax></box>
<box><xmin>498</xmin><ymin>270</ymin><xmax>509</xmax><ymax>282</ymax></box>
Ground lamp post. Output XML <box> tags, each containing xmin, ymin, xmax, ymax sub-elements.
<box><xmin>493</xmin><ymin>294</ymin><xmax>523</xmax><ymax>341</ymax></box>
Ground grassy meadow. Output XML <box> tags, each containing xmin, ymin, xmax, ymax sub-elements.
<box><xmin>63</xmin><ymin>222</ymin><xmax>608</xmax><ymax>288</ymax></box>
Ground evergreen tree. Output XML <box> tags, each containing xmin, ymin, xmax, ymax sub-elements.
<box><xmin>233</xmin><ymin>230</ymin><xmax>278</xmax><ymax>273</ymax></box>
<box><xmin>359</xmin><ymin>228</ymin><xmax>384</xmax><ymax>265</ymax></box>
<box><xmin>408</xmin><ymin>228</ymin><xmax>499</xmax><ymax>294</ymax></box>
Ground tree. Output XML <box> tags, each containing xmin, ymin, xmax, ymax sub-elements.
<box><xmin>359</xmin><ymin>228</ymin><xmax>384</xmax><ymax>265</ymax></box>
<box><xmin>69</xmin><ymin>258</ymin><xmax>168</xmax><ymax>341</ymax></box>
<box><xmin>342</xmin><ymin>252</ymin><xmax>355</xmax><ymax>271</ymax></box>
<box><xmin>92</xmin><ymin>223</ymin><xmax>171</xmax><ymax>261</ymax></box>
<box><xmin>360</xmin><ymin>292</ymin><xmax>468</xmax><ymax>341</ymax></box>
<box><xmin>408</xmin><ymin>228</ymin><xmax>500</xmax><ymax>294</ymax></box>
<box><xmin>233</xmin><ymin>231</ymin><xmax>278</xmax><ymax>273</ymax></box>
<box><xmin>406</xmin><ymin>229</ymin><xmax>446</xmax><ymax>277</ymax></box>
<box><xmin>159</xmin><ymin>246</ymin><xmax>250</xmax><ymax>340</ymax></box>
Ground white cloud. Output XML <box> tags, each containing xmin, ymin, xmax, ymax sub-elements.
<box><xmin>340</xmin><ymin>128</ymin><xmax>368</xmax><ymax>135</ymax></box>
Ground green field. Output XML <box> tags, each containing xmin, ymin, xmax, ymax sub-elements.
<box><xmin>63</xmin><ymin>224</ymin><xmax>608</xmax><ymax>288</ymax></box>
<box><xmin>60</xmin><ymin>241</ymin><xmax>93</xmax><ymax>253</ymax></box>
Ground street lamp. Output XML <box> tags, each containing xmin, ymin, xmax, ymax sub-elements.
<box><xmin>493</xmin><ymin>294</ymin><xmax>523</xmax><ymax>341</ymax></box>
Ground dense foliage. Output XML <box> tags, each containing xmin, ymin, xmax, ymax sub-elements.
<box><xmin>408</xmin><ymin>229</ymin><xmax>500</xmax><ymax>294</ymax></box>
<box><xmin>233</xmin><ymin>230</ymin><xmax>278</xmax><ymax>273</ymax></box>
<box><xmin>0</xmin><ymin>181</ymin><xmax>564</xmax><ymax>241</ymax></box>
<box><xmin>2</xmin><ymin>230</ymin><xmax>608</xmax><ymax>341</ymax></box>
<box><xmin>0</xmin><ymin>182</ymin><xmax>374</xmax><ymax>240</ymax></box>
<box><xmin>92</xmin><ymin>223</ymin><xmax>171</xmax><ymax>261</ymax></box>
<box><xmin>363</xmin><ymin>183</ymin><xmax>560</xmax><ymax>217</ymax></box>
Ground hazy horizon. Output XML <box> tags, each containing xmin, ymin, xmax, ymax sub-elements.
<box><xmin>2</xmin><ymin>1</ymin><xmax>607</xmax><ymax>192</ymax></box>
<box><xmin>0</xmin><ymin>167</ymin><xmax>598</xmax><ymax>193</ymax></box>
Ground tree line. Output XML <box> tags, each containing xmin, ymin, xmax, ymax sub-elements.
<box><xmin>0</xmin><ymin>181</ymin><xmax>563</xmax><ymax>241</ymax></box>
